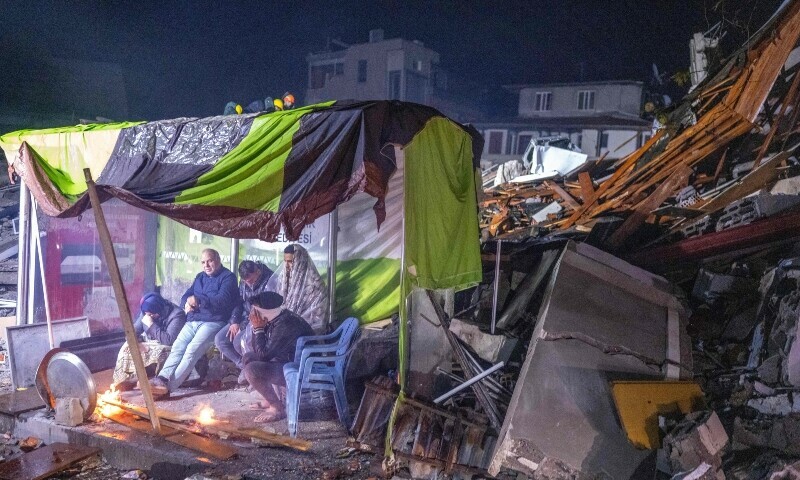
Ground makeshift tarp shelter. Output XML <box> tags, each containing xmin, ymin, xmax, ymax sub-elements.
<box><xmin>0</xmin><ymin>100</ymin><xmax>484</xmax><ymax>386</ymax></box>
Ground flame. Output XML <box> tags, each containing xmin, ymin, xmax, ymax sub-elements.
<box><xmin>197</xmin><ymin>405</ymin><xmax>215</xmax><ymax>425</ymax></box>
<box><xmin>97</xmin><ymin>388</ymin><xmax>122</xmax><ymax>417</ymax></box>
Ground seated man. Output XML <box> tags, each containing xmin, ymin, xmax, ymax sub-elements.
<box><xmin>214</xmin><ymin>260</ymin><xmax>273</xmax><ymax>380</ymax></box>
<box><xmin>112</xmin><ymin>292</ymin><xmax>186</xmax><ymax>391</ymax></box>
<box><xmin>242</xmin><ymin>291</ymin><xmax>313</xmax><ymax>423</ymax></box>
<box><xmin>150</xmin><ymin>248</ymin><xmax>240</xmax><ymax>397</ymax></box>
<box><xmin>266</xmin><ymin>244</ymin><xmax>329</xmax><ymax>332</ymax></box>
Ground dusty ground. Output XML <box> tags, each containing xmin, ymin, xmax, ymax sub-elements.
<box><xmin>74</xmin><ymin>370</ymin><xmax>383</xmax><ymax>480</ymax></box>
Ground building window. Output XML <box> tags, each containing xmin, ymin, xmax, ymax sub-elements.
<box><xmin>576</xmin><ymin>133</ymin><xmax>583</xmax><ymax>149</ymax></box>
<box><xmin>358</xmin><ymin>60</ymin><xmax>368</xmax><ymax>83</ymax></box>
<box><xmin>486</xmin><ymin>131</ymin><xmax>506</xmax><ymax>155</ymax></box>
<box><xmin>309</xmin><ymin>61</ymin><xmax>344</xmax><ymax>89</ymax></box>
<box><xmin>388</xmin><ymin>70</ymin><xmax>401</xmax><ymax>99</ymax></box>
<box><xmin>517</xmin><ymin>133</ymin><xmax>533</xmax><ymax>154</ymax></box>
<box><xmin>578</xmin><ymin>90</ymin><xmax>595</xmax><ymax>110</ymax></box>
<box><xmin>535</xmin><ymin>92</ymin><xmax>552</xmax><ymax>111</ymax></box>
<box><xmin>415</xmin><ymin>60</ymin><xmax>423</xmax><ymax>71</ymax></box>
<box><xmin>600</xmin><ymin>132</ymin><xmax>609</xmax><ymax>149</ymax></box>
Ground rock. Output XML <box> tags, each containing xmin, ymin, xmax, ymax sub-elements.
<box><xmin>18</xmin><ymin>436</ymin><xmax>41</xmax><ymax>452</ymax></box>
<box><xmin>758</xmin><ymin>355</ymin><xmax>782</xmax><ymax>384</ymax></box>
<box><xmin>54</xmin><ymin>397</ymin><xmax>84</xmax><ymax>427</ymax></box>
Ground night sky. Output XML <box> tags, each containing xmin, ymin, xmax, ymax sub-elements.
<box><xmin>1</xmin><ymin>1</ymin><xmax>783</xmax><ymax>122</ymax></box>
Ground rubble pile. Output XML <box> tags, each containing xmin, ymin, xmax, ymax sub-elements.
<box><xmin>481</xmin><ymin>1</ymin><xmax>800</xmax><ymax>262</ymax></box>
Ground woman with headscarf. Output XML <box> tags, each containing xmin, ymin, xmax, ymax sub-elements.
<box><xmin>111</xmin><ymin>292</ymin><xmax>186</xmax><ymax>390</ymax></box>
<box><xmin>266</xmin><ymin>244</ymin><xmax>329</xmax><ymax>332</ymax></box>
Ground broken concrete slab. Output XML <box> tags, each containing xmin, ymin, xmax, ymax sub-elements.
<box><xmin>747</xmin><ymin>394</ymin><xmax>800</xmax><ymax>416</ymax></box>
<box><xmin>449</xmin><ymin>318</ymin><xmax>518</xmax><ymax>364</ymax></box>
<box><xmin>488</xmin><ymin>242</ymin><xmax>691</xmax><ymax>479</ymax></box>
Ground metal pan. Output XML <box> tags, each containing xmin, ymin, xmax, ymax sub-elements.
<box><xmin>35</xmin><ymin>348</ymin><xmax>96</xmax><ymax>419</ymax></box>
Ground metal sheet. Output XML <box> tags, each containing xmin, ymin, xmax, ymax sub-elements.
<box><xmin>35</xmin><ymin>350</ymin><xmax>96</xmax><ymax>419</ymax></box>
<box><xmin>610</xmin><ymin>381</ymin><xmax>705</xmax><ymax>449</ymax></box>
<box><xmin>6</xmin><ymin>317</ymin><xmax>90</xmax><ymax>388</ymax></box>
<box><xmin>0</xmin><ymin>442</ymin><xmax>100</xmax><ymax>480</ymax></box>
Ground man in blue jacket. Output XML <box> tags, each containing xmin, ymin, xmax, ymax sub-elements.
<box><xmin>150</xmin><ymin>248</ymin><xmax>240</xmax><ymax>397</ymax></box>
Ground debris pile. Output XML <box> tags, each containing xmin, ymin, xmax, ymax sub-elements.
<box><xmin>481</xmin><ymin>1</ymin><xmax>800</xmax><ymax>262</ymax></box>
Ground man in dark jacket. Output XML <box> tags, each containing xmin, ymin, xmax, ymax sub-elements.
<box><xmin>214</xmin><ymin>260</ymin><xmax>273</xmax><ymax>374</ymax></box>
<box><xmin>150</xmin><ymin>248</ymin><xmax>241</xmax><ymax>396</ymax></box>
<box><xmin>112</xmin><ymin>292</ymin><xmax>186</xmax><ymax>390</ymax></box>
<box><xmin>242</xmin><ymin>291</ymin><xmax>313</xmax><ymax>423</ymax></box>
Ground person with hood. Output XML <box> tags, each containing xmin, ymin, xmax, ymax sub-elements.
<box><xmin>150</xmin><ymin>248</ymin><xmax>240</xmax><ymax>397</ymax></box>
<box><xmin>265</xmin><ymin>244</ymin><xmax>328</xmax><ymax>332</ymax></box>
<box><xmin>111</xmin><ymin>292</ymin><xmax>186</xmax><ymax>391</ymax></box>
<box><xmin>214</xmin><ymin>260</ymin><xmax>273</xmax><ymax>377</ymax></box>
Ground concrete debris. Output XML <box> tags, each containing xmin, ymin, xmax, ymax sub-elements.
<box><xmin>449</xmin><ymin>318</ymin><xmax>518</xmax><ymax>364</ymax></box>
<box><xmin>747</xmin><ymin>394</ymin><xmax>800</xmax><ymax>416</ymax></box>
<box><xmin>732</xmin><ymin>415</ymin><xmax>800</xmax><ymax>456</ymax></box>
<box><xmin>54</xmin><ymin>396</ymin><xmax>85</xmax><ymax>427</ymax></box>
<box><xmin>662</xmin><ymin>411</ymin><xmax>728</xmax><ymax>480</ymax></box>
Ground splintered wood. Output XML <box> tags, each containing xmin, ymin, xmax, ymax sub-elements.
<box><xmin>481</xmin><ymin>1</ymin><xmax>800</xmax><ymax>253</ymax></box>
<box><xmin>98</xmin><ymin>397</ymin><xmax>311</xmax><ymax>459</ymax></box>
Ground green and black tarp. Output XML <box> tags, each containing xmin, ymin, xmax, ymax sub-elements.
<box><xmin>1</xmin><ymin>100</ymin><xmax>483</xmax><ymax>328</ymax></box>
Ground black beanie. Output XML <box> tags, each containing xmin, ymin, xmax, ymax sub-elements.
<box><xmin>250</xmin><ymin>291</ymin><xmax>284</xmax><ymax>309</ymax></box>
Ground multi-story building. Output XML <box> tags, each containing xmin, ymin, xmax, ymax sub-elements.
<box><xmin>476</xmin><ymin>80</ymin><xmax>652</xmax><ymax>164</ymax></box>
<box><xmin>305</xmin><ymin>30</ymin><xmax>482</xmax><ymax>123</ymax></box>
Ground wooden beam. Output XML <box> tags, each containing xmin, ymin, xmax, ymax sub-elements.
<box><xmin>606</xmin><ymin>165</ymin><xmax>693</xmax><ymax>250</ymax></box>
<box><xmin>543</xmin><ymin>181</ymin><xmax>580</xmax><ymax>210</ymax></box>
<box><xmin>105</xmin><ymin>411</ymin><xmax>236</xmax><ymax>460</ymax></box>
<box><xmin>83</xmin><ymin>169</ymin><xmax>162</xmax><ymax>435</ymax></box>
<box><xmin>577</xmin><ymin>172</ymin><xmax>596</xmax><ymax>203</ymax></box>
<box><xmin>103</xmin><ymin>398</ymin><xmax>312</xmax><ymax>452</ymax></box>
<box><xmin>754</xmin><ymin>65</ymin><xmax>800</xmax><ymax>168</ymax></box>
<box><xmin>697</xmin><ymin>148</ymin><xmax>795</xmax><ymax>213</ymax></box>
<box><xmin>562</xmin><ymin>130</ymin><xmax>665</xmax><ymax>229</ymax></box>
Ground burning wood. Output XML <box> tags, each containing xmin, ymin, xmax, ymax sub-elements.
<box><xmin>96</xmin><ymin>389</ymin><xmax>123</xmax><ymax>417</ymax></box>
<box><xmin>196</xmin><ymin>405</ymin><xmax>215</xmax><ymax>425</ymax></box>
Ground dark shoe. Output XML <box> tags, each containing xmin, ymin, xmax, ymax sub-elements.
<box><xmin>149</xmin><ymin>376</ymin><xmax>169</xmax><ymax>397</ymax></box>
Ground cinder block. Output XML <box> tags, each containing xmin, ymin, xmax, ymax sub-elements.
<box><xmin>54</xmin><ymin>397</ymin><xmax>84</xmax><ymax>427</ymax></box>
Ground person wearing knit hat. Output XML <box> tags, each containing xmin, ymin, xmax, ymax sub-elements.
<box><xmin>241</xmin><ymin>291</ymin><xmax>313</xmax><ymax>423</ymax></box>
<box><xmin>111</xmin><ymin>292</ymin><xmax>186</xmax><ymax>391</ymax></box>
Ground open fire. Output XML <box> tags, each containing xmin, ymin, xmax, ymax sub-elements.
<box><xmin>197</xmin><ymin>405</ymin><xmax>215</xmax><ymax>425</ymax></box>
<box><xmin>96</xmin><ymin>388</ymin><xmax>122</xmax><ymax>417</ymax></box>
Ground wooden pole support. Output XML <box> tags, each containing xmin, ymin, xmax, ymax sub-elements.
<box><xmin>82</xmin><ymin>169</ymin><xmax>162</xmax><ymax>435</ymax></box>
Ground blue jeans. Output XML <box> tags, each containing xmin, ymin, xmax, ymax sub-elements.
<box><xmin>214</xmin><ymin>323</ymin><xmax>246</xmax><ymax>369</ymax></box>
<box><xmin>158</xmin><ymin>320</ymin><xmax>225</xmax><ymax>392</ymax></box>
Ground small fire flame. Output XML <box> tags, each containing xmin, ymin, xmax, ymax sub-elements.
<box><xmin>97</xmin><ymin>388</ymin><xmax>122</xmax><ymax>417</ymax></box>
<box><xmin>197</xmin><ymin>405</ymin><xmax>215</xmax><ymax>425</ymax></box>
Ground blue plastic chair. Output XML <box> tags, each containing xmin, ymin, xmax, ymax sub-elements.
<box><xmin>283</xmin><ymin>317</ymin><xmax>360</xmax><ymax>437</ymax></box>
